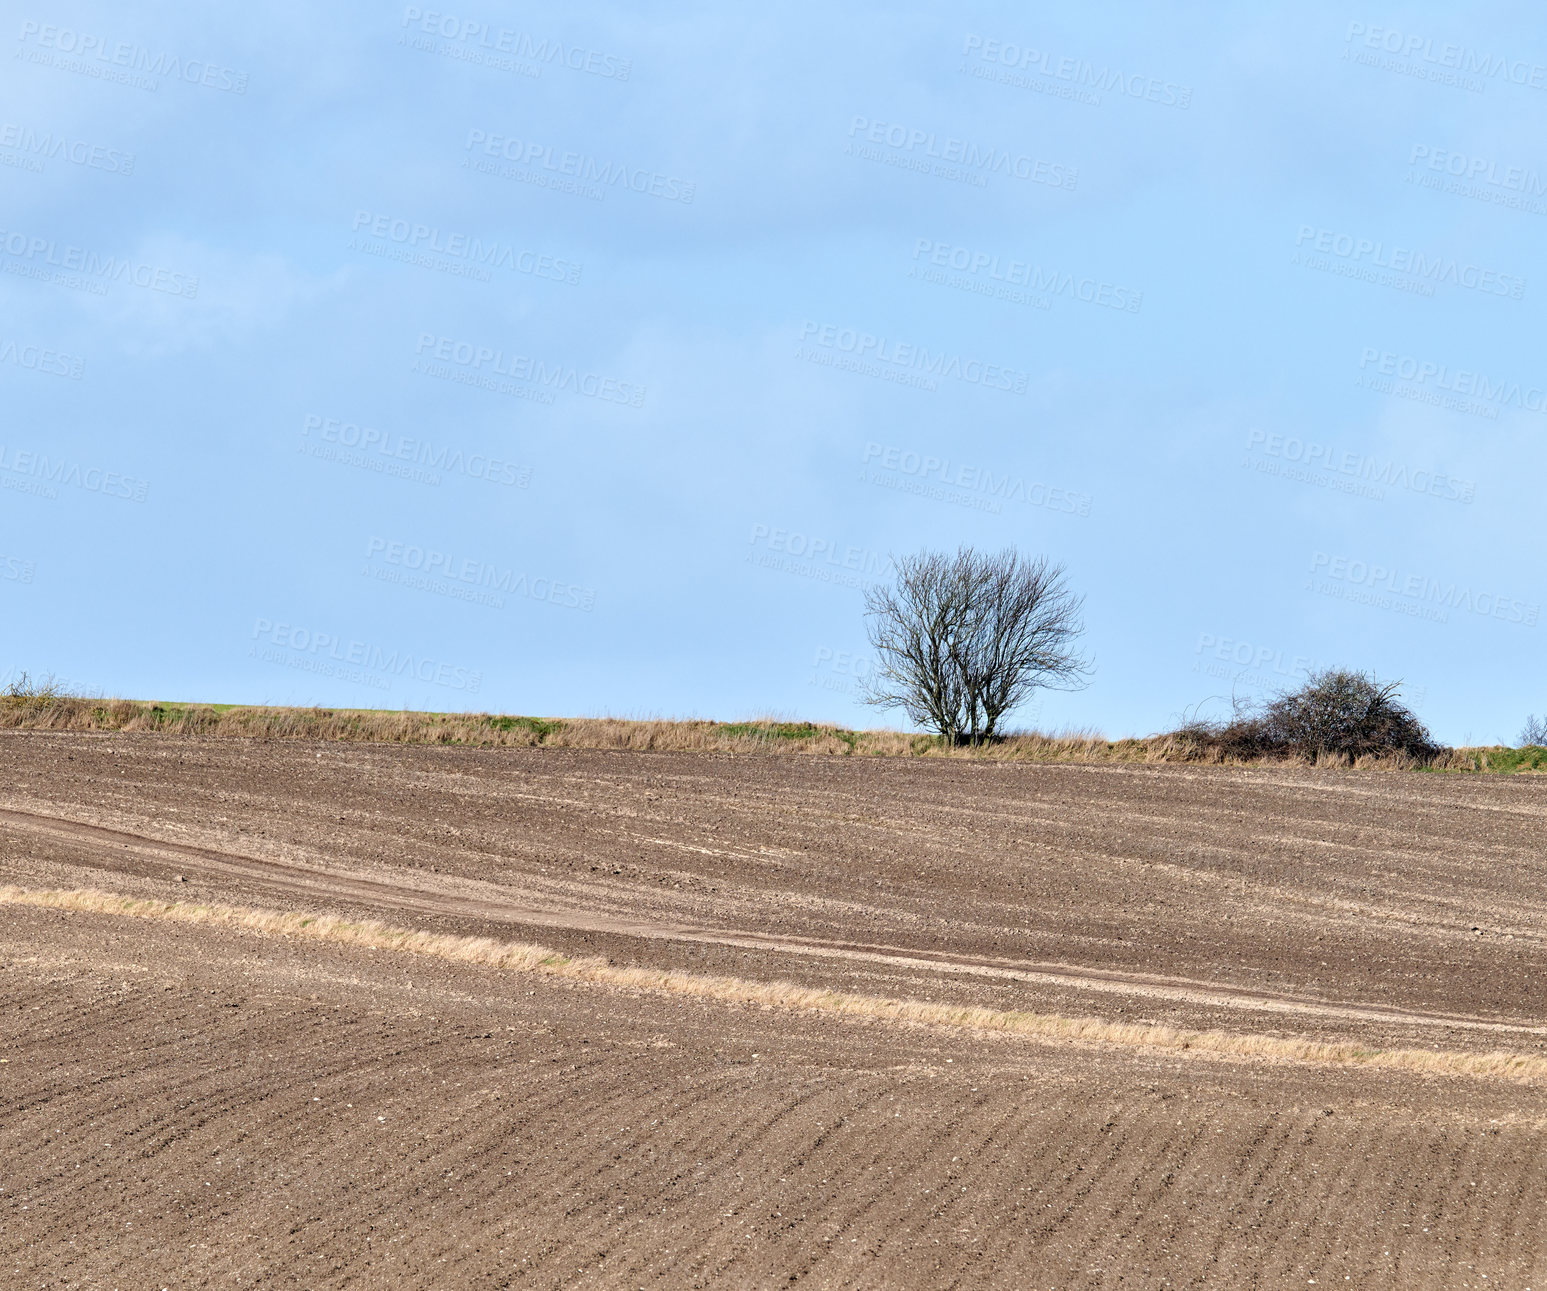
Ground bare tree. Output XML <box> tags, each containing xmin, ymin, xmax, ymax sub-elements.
<box><xmin>861</xmin><ymin>547</ymin><xmax>1089</xmax><ymax>744</ymax></box>
<box><xmin>1521</xmin><ymin>714</ymin><xmax>1547</xmax><ymax>747</ymax></box>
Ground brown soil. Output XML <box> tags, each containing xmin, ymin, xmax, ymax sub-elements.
<box><xmin>3</xmin><ymin>732</ymin><xmax>1545</xmax><ymax>1287</ymax></box>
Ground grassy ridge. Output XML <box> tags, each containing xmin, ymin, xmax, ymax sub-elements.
<box><xmin>1442</xmin><ymin>746</ymin><xmax>1547</xmax><ymax>774</ymax></box>
<box><xmin>0</xmin><ymin>693</ymin><xmax>1113</xmax><ymax>759</ymax></box>
<box><xmin>1</xmin><ymin>691</ymin><xmax>1542</xmax><ymax>770</ymax></box>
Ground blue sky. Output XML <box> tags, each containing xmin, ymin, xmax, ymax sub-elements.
<box><xmin>3</xmin><ymin>1</ymin><xmax>1544</xmax><ymax>743</ymax></box>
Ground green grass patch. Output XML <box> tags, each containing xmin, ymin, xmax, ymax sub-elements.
<box><xmin>716</xmin><ymin>722</ymin><xmax>825</xmax><ymax>741</ymax></box>
<box><xmin>1435</xmin><ymin>746</ymin><xmax>1547</xmax><ymax>774</ymax></box>
<box><xmin>480</xmin><ymin>714</ymin><xmax>564</xmax><ymax>740</ymax></box>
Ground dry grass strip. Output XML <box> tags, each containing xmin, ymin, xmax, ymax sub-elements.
<box><xmin>5</xmin><ymin>884</ymin><xmax>1543</xmax><ymax>1081</ymax></box>
<box><xmin>0</xmin><ymin>697</ymin><xmax>1140</xmax><ymax>761</ymax></box>
<box><xmin>6</xmin><ymin>694</ymin><xmax>1516</xmax><ymax>769</ymax></box>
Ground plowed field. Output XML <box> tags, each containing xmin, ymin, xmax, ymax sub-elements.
<box><xmin>3</xmin><ymin>732</ymin><xmax>1545</xmax><ymax>1287</ymax></box>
